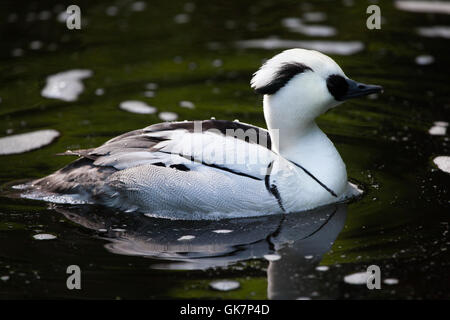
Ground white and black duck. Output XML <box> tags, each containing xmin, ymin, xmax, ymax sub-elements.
<box><xmin>22</xmin><ymin>49</ymin><xmax>382</xmax><ymax>219</ymax></box>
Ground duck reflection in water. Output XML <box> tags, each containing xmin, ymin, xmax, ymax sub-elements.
<box><xmin>55</xmin><ymin>203</ymin><xmax>347</xmax><ymax>299</ymax></box>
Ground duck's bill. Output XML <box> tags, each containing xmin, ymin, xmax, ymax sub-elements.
<box><xmin>342</xmin><ymin>78</ymin><xmax>383</xmax><ymax>100</ymax></box>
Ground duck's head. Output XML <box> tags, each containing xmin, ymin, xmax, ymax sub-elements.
<box><xmin>251</xmin><ymin>48</ymin><xmax>383</xmax><ymax>123</ymax></box>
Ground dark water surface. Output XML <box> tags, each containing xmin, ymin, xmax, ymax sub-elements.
<box><xmin>0</xmin><ymin>0</ymin><xmax>449</xmax><ymax>299</ymax></box>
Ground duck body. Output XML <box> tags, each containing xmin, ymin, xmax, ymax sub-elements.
<box><xmin>22</xmin><ymin>49</ymin><xmax>381</xmax><ymax>219</ymax></box>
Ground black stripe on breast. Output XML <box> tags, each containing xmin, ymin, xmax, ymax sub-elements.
<box><xmin>265</xmin><ymin>161</ymin><xmax>286</xmax><ymax>212</ymax></box>
<box><xmin>289</xmin><ymin>161</ymin><xmax>338</xmax><ymax>197</ymax></box>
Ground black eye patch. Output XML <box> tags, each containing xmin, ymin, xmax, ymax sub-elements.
<box><xmin>254</xmin><ymin>62</ymin><xmax>313</xmax><ymax>95</ymax></box>
<box><xmin>326</xmin><ymin>74</ymin><xmax>348</xmax><ymax>101</ymax></box>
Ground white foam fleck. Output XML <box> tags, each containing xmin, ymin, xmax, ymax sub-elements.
<box><xmin>145</xmin><ymin>83</ymin><xmax>158</xmax><ymax>90</ymax></box>
<box><xmin>263</xmin><ymin>254</ymin><xmax>281</xmax><ymax>261</ymax></box>
<box><xmin>30</xmin><ymin>40</ymin><xmax>43</xmax><ymax>50</ymax></box>
<box><xmin>384</xmin><ymin>278</ymin><xmax>399</xmax><ymax>285</ymax></box>
<box><xmin>417</xmin><ymin>26</ymin><xmax>450</xmax><ymax>38</ymax></box>
<box><xmin>395</xmin><ymin>1</ymin><xmax>450</xmax><ymax>14</ymax></box>
<box><xmin>144</xmin><ymin>91</ymin><xmax>155</xmax><ymax>98</ymax></box>
<box><xmin>112</xmin><ymin>228</ymin><xmax>126</xmax><ymax>232</ymax></box>
<box><xmin>11</xmin><ymin>48</ymin><xmax>24</xmax><ymax>57</ymax></box>
<box><xmin>209</xmin><ymin>280</ymin><xmax>240</xmax><ymax>291</ymax></box>
<box><xmin>179</xmin><ymin>100</ymin><xmax>195</xmax><ymax>109</ymax></box>
<box><xmin>235</xmin><ymin>39</ymin><xmax>364</xmax><ymax>55</ymax></box>
<box><xmin>316</xmin><ymin>266</ymin><xmax>329</xmax><ymax>271</ymax></box>
<box><xmin>344</xmin><ymin>272</ymin><xmax>368</xmax><ymax>285</ymax></box>
<box><xmin>0</xmin><ymin>129</ymin><xmax>59</xmax><ymax>155</ymax></box>
<box><xmin>159</xmin><ymin>112</ymin><xmax>178</xmax><ymax>121</ymax></box>
<box><xmin>415</xmin><ymin>54</ymin><xmax>435</xmax><ymax>65</ymax></box>
<box><xmin>212</xmin><ymin>59</ymin><xmax>223</xmax><ymax>67</ymax></box>
<box><xmin>304</xmin><ymin>255</ymin><xmax>314</xmax><ymax>259</ymax></box>
<box><xmin>131</xmin><ymin>1</ymin><xmax>146</xmax><ymax>12</ymax></box>
<box><xmin>95</xmin><ymin>88</ymin><xmax>105</xmax><ymax>96</ymax></box>
<box><xmin>106</xmin><ymin>6</ymin><xmax>119</xmax><ymax>16</ymax></box>
<box><xmin>177</xmin><ymin>235</ymin><xmax>195</xmax><ymax>241</ymax></box>
<box><xmin>33</xmin><ymin>234</ymin><xmax>57</xmax><ymax>240</ymax></box>
<box><xmin>429</xmin><ymin>121</ymin><xmax>448</xmax><ymax>135</ymax></box>
<box><xmin>433</xmin><ymin>156</ymin><xmax>450</xmax><ymax>173</ymax></box>
<box><xmin>212</xmin><ymin>229</ymin><xmax>233</xmax><ymax>234</ymax></box>
<box><xmin>282</xmin><ymin>18</ymin><xmax>337</xmax><ymax>37</ymax></box>
<box><xmin>119</xmin><ymin>101</ymin><xmax>157</xmax><ymax>114</ymax></box>
<box><xmin>296</xmin><ymin>296</ymin><xmax>311</xmax><ymax>300</ymax></box>
<box><xmin>41</xmin><ymin>69</ymin><xmax>93</xmax><ymax>102</ymax></box>
<box><xmin>1</xmin><ymin>276</ymin><xmax>10</xmax><ymax>281</ymax></box>
<box><xmin>174</xmin><ymin>13</ymin><xmax>190</xmax><ymax>24</ymax></box>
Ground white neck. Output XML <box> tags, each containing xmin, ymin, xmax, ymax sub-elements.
<box><xmin>263</xmin><ymin>95</ymin><xmax>348</xmax><ymax>195</ymax></box>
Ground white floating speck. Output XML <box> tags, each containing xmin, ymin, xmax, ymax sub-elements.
<box><xmin>209</xmin><ymin>280</ymin><xmax>240</xmax><ymax>291</ymax></box>
<box><xmin>1</xmin><ymin>276</ymin><xmax>10</xmax><ymax>281</ymax></box>
<box><xmin>95</xmin><ymin>88</ymin><xmax>105</xmax><ymax>96</ymax></box>
<box><xmin>296</xmin><ymin>296</ymin><xmax>311</xmax><ymax>300</ymax></box>
<box><xmin>263</xmin><ymin>254</ymin><xmax>281</xmax><ymax>261</ymax></box>
<box><xmin>145</xmin><ymin>83</ymin><xmax>158</xmax><ymax>90</ymax></box>
<box><xmin>415</xmin><ymin>55</ymin><xmax>434</xmax><ymax>65</ymax></box>
<box><xmin>159</xmin><ymin>112</ymin><xmax>178</xmax><ymax>121</ymax></box>
<box><xmin>111</xmin><ymin>228</ymin><xmax>126</xmax><ymax>232</ymax></box>
<box><xmin>179</xmin><ymin>100</ymin><xmax>195</xmax><ymax>109</ymax></box>
<box><xmin>235</xmin><ymin>39</ymin><xmax>363</xmax><ymax>55</ymax></box>
<box><xmin>30</xmin><ymin>40</ymin><xmax>43</xmax><ymax>50</ymax></box>
<box><xmin>131</xmin><ymin>1</ymin><xmax>146</xmax><ymax>12</ymax></box>
<box><xmin>344</xmin><ymin>272</ymin><xmax>368</xmax><ymax>285</ymax></box>
<box><xmin>395</xmin><ymin>1</ymin><xmax>450</xmax><ymax>14</ymax></box>
<box><xmin>304</xmin><ymin>255</ymin><xmax>314</xmax><ymax>259</ymax></box>
<box><xmin>384</xmin><ymin>278</ymin><xmax>399</xmax><ymax>285</ymax></box>
<box><xmin>11</xmin><ymin>48</ymin><xmax>24</xmax><ymax>57</ymax></box>
<box><xmin>417</xmin><ymin>26</ymin><xmax>450</xmax><ymax>39</ymax></box>
<box><xmin>212</xmin><ymin>59</ymin><xmax>223</xmax><ymax>67</ymax></box>
<box><xmin>282</xmin><ymin>18</ymin><xmax>337</xmax><ymax>37</ymax></box>
<box><xmin>33</xmin><ymin>233</ymin><xmax>57</xmax><ymax>240</ymax></box>
<box><xmin>144</xmin><ymin>91</ymin><xmax>155</xmax><ymax>98</ymax></box>
<box><xmin>316</xmin><ymin>266</ymin><xmax>329</xmax><ymax>271</ymax></box>
<box><xmin>177</xmin><ymin>235</ymin><xmax>195</xmax><ymax>241</ymax></box>
<box><xmin>119</xmin><ymin>101</ymin><xmax>157</xmax><ymax>114</ymax></box>
<box><xmin>174</xmin><ymin>13</ymin><xmax>190</xmax><ymax>24</ymax></box>
<box><xmin>106</xmin><ymin>6</ymin><xmax>118</xmax><ymax>16</ymax></box>
<box><xmin>41</xmin><ymin>69</ymin><xmax>93</xmax><ymax>102</ymax></box>
<box><xmin>98</xmin><ymin>228</ymin><xmax>107</xmax><ymax>232</ymax></box>
<box><xmin>433</xmin><ymin>156</ymin><xmax>450</xmax><ymax>173</ymax></box>
<box><xmin>212</xmin><ymin>229</ymin><xmax>233</xmax><ymax>234</ymax></box>
<box><xmin>0</xmin><ymin>129</ymin><xmax>60</xmax><ymax>155</ymax></box>
<box><xmin>429</xmin><ymin>121</ymin><xmax>448</xmax><ymax>136</ymax></box>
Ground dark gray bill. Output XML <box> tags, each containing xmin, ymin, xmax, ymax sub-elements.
<box><xmin>341</xmin><ymin>78</ymin><xmax>383</xmax><ymax>100</ymax></box>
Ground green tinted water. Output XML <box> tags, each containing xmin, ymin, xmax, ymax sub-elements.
<box><xmin>0</xmin><ymin>0</ymin><xmax>449</xmax><ymax>299</ymax></box>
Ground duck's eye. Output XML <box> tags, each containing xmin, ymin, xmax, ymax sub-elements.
<box><xmin>326</xmin><ymin>74</ymin><xmax>348</xmax><ymax>101</ymax></box>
